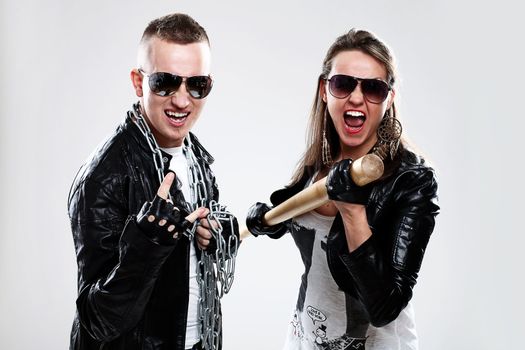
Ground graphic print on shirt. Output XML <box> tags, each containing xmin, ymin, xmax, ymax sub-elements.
<box><xmin>288</xmin><ymin>215</ymin><xmax>368</xmax><ymax>349</ymax></box>
<box><xmin>291</xmin><ymin>311</ymin><xmax>305</xmax><ymax>340</ymax></box>
<box><xmin>307</xmin><ymin>305</ymin><xmax>327</xmax><ymax>325</ymax></box>
<box><xmin>313</xmin><ymin>324</ymin><xmax>328</xmax><ymax>345</ymax></box>
<box><xmin>306</xmin><ymin>306</ymin><xmax>366</xmax><ymax>350</ymax></box>
<box><xmin>290</xmin><ymin>221</ymin><xmax>316</xmax><ymax>312</ymax></box>
<box><xmin>317</xmin><ymin>335</ymin><xmax>366</xmax><ymax>350</ymax></box>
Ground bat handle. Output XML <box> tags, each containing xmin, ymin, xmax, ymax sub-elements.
<box><xmin>239</xmin><ymin>153</ymin><xmax>384</xmax><ymax>240</ymax></box>
<box><xmin>350</xmin><ymin>153</ymin><xmax>384</xmax><ymax>186</ymax></box>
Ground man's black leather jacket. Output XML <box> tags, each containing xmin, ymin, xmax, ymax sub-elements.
<box><xmin>68</xmin><ymin>114</ymin><xmax>233</xmax><ymax>349</ymax></box>
<box><xmin>267</xmin><ymin>149</ymin><xmax>439</xmax><ymax>327</ymax></box>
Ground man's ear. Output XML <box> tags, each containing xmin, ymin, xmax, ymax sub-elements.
<box><xmin>131</xmin><ymin>68</ymin><xmax>144</xmax><ymax>97</ymax></box>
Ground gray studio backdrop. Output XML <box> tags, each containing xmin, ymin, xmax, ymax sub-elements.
<box><xmin>1</xmin><ymin>0</ymin><xmax>523</xmax><ymax>349</ymax></box>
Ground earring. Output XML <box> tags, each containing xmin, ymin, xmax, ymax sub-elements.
<box><xmin>376</xmin><ymin>109</ymin><xmax>402</xmax><ymax>160</ymax></box>
<box><xmin>322</xmin><ymin>109</ymin><xmax>333</xmax><ymax>166</ymax></box>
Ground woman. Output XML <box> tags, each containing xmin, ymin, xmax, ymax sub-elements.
<box><xmin>246</xmin><ymin>29</ymin><xmax>439</xmax><ymax>349</ymax></box>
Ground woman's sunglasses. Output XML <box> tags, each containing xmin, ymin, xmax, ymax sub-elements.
<box><xmin>139</xmin><ymin>69</ymin><xmax>213</xmax><ymax>99</ymax></box>
<box><xmin>326</xmin><ymin>74</ymin><xmax>391</xmax><ymax>104</ymax></box>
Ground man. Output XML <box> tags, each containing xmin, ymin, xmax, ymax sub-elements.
<box><xmin>68</xmin><ymin>13</ymin><xmax>238</xmax><ymax>350</ymax></box>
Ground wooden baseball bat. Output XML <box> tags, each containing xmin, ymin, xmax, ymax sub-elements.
<box><xmin>239</xmin><ymin>153</ymin><xmax>384</xmax><ymax>240</ymax></box>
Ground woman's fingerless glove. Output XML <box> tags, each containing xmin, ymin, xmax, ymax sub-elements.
<box><xmin>246</xmin><ymin>202</ymin><xmax>288</xmax><ymax>237</ymax></box>
<box><xmin>326</xmin><ymin>159</ymin><xmax>374</xmax><ymax>205</ymax></box>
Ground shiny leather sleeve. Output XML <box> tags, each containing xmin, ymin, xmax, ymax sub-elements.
<box><xmin>207</xmin><ymin>167</ymin><xmax>240</xmax><ymax>255</ymax></box>
<box><xmin>338</xmin><ymin>167</ymin><xmax>439</xmax><ymax>327</ymax></box>
<box><xmin>69</xmin><ymin>176</ymin><xmax>176</xmax><ymax>342</ymax></box>
<box><xmin>262</xmin><ymin>175</ymin><xmax>311</xmax><ymax>240</ymax></box>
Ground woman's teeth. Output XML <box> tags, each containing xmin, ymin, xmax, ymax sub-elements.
<box><xmin>344</xmin><ymin>111</ymin><xmax>365</xmax><ymax>127</ymax></box>
<box><xmin>345</xmin><ymin>111</ymin><xmax>365</xmax><ymax>118</ymax></box>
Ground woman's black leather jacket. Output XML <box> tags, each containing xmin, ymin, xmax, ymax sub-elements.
<box><xmin>68</xmin><ymin>114</ymin><xmax>232</xmax><ymax>349</ymax></box>
<box><xmin>267</xmin><ymin>149</ymin><xmax>440</xmax><ymax>327</ymax></box>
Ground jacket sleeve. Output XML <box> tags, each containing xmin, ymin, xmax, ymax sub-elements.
<box><xmin>338</xmin><ymin>167</ymin><xmax>439</xmax><ymax>327</ymax></box>
<box><xmin>206</xmin><ymin>167</ymin><xmax>241</xmax><ymax>253</ymax></box>
<box><xmin>69</xmin><ymin>176</ymin><xmax>176</xmax><ymax>342</ymax></box>
<box><xmin>260</xmin><ymin>179</ymin><xmax>310</xmax><ymax>240</ymax></box>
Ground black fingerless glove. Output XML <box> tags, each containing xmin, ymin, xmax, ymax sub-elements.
<box><xmin>206</xmin><ymin>216</ymin><xmax>240</xmax><ymax>254</ymax></box>
<box><xmin>246</xmin><ymin>202</ymin><xmax>288</xmax><ymax>237</ymax></box>
<box><xmin>136</xmin><ymin>195</ymin><xmax>191</xmax><ymax>245</ymax></box>
<box><xmin>326</xmin><ymin>159</ymin><xmax>373</xmax><ymax>205</ymax></box>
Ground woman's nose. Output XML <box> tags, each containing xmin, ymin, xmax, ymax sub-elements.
<box><xmin>347</xmin><ymin>83</ymin><xmax>365</xmax><ymax>105</ymax></box>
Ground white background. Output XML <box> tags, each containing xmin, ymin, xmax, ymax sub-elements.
<box><xmin>1</xmin><ymin>0</ymin><xmax>524</xmax><ymax>349</ymax></box>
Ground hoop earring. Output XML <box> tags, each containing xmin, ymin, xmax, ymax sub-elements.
<box><xmin>322</xmin><ymin>109</ymin><xmax>333</xmax><ymax>166</ymax></box>
<box><xmin>376</xmin><ymin>109</ymin><xmax>402</xmax><ymax>160</ymax></box>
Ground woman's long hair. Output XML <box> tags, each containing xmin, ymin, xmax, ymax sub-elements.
<box><xmin>291</xmin><ymin>29</ymin><xmax>405</xmax><ymax>184</ymax></box>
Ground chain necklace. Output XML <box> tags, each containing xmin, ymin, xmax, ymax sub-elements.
<box><xmin>129</xmin><ymin>102</ymin><xmax>238</xmax><ymax>350</ymax></box>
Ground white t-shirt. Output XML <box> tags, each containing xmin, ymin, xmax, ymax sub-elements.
<box><xmin>161</xmin><ymin>146</ymin><xmax>200</xmax><ymax>349</ymax></box>
<box><xmin>283</xmin><ymin>208</ymin><xmax>418</xmax><ymax>350</ymax></box>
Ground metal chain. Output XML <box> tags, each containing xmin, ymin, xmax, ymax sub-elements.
<box><xmin>185</xmin><ymin>136</ymin><xmax>238</xmax><ymax>350</ymax></box>
<box><xmin>129</xmin><ymin>103</ymin><xmax>166</xmax><ymax>196</ymax></box>
<box><xmin>129</xmin><ymin>102</ymin><xmax>238</xmax><ymax>350</ymax></box>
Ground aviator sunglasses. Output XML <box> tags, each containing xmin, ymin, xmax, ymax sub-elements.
<box><xmin>139</xmin><ymin>69</ymin><xmax>213</xmax><ymax>99</ymax></box>
<box><xmin>326</xmin><ymin>74</ymin><xmax>391</xmax><ymax>104</ymax></box>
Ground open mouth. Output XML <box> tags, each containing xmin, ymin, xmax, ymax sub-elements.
<box><xmin>343</xmin><ymin>110</ymin><xmax>366</xmax><ymax>134</ymax></box>
<box><xmin>165</xmin><ymin>110</ymin><xmax>189</xmax><ymax>126</ymax></box>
